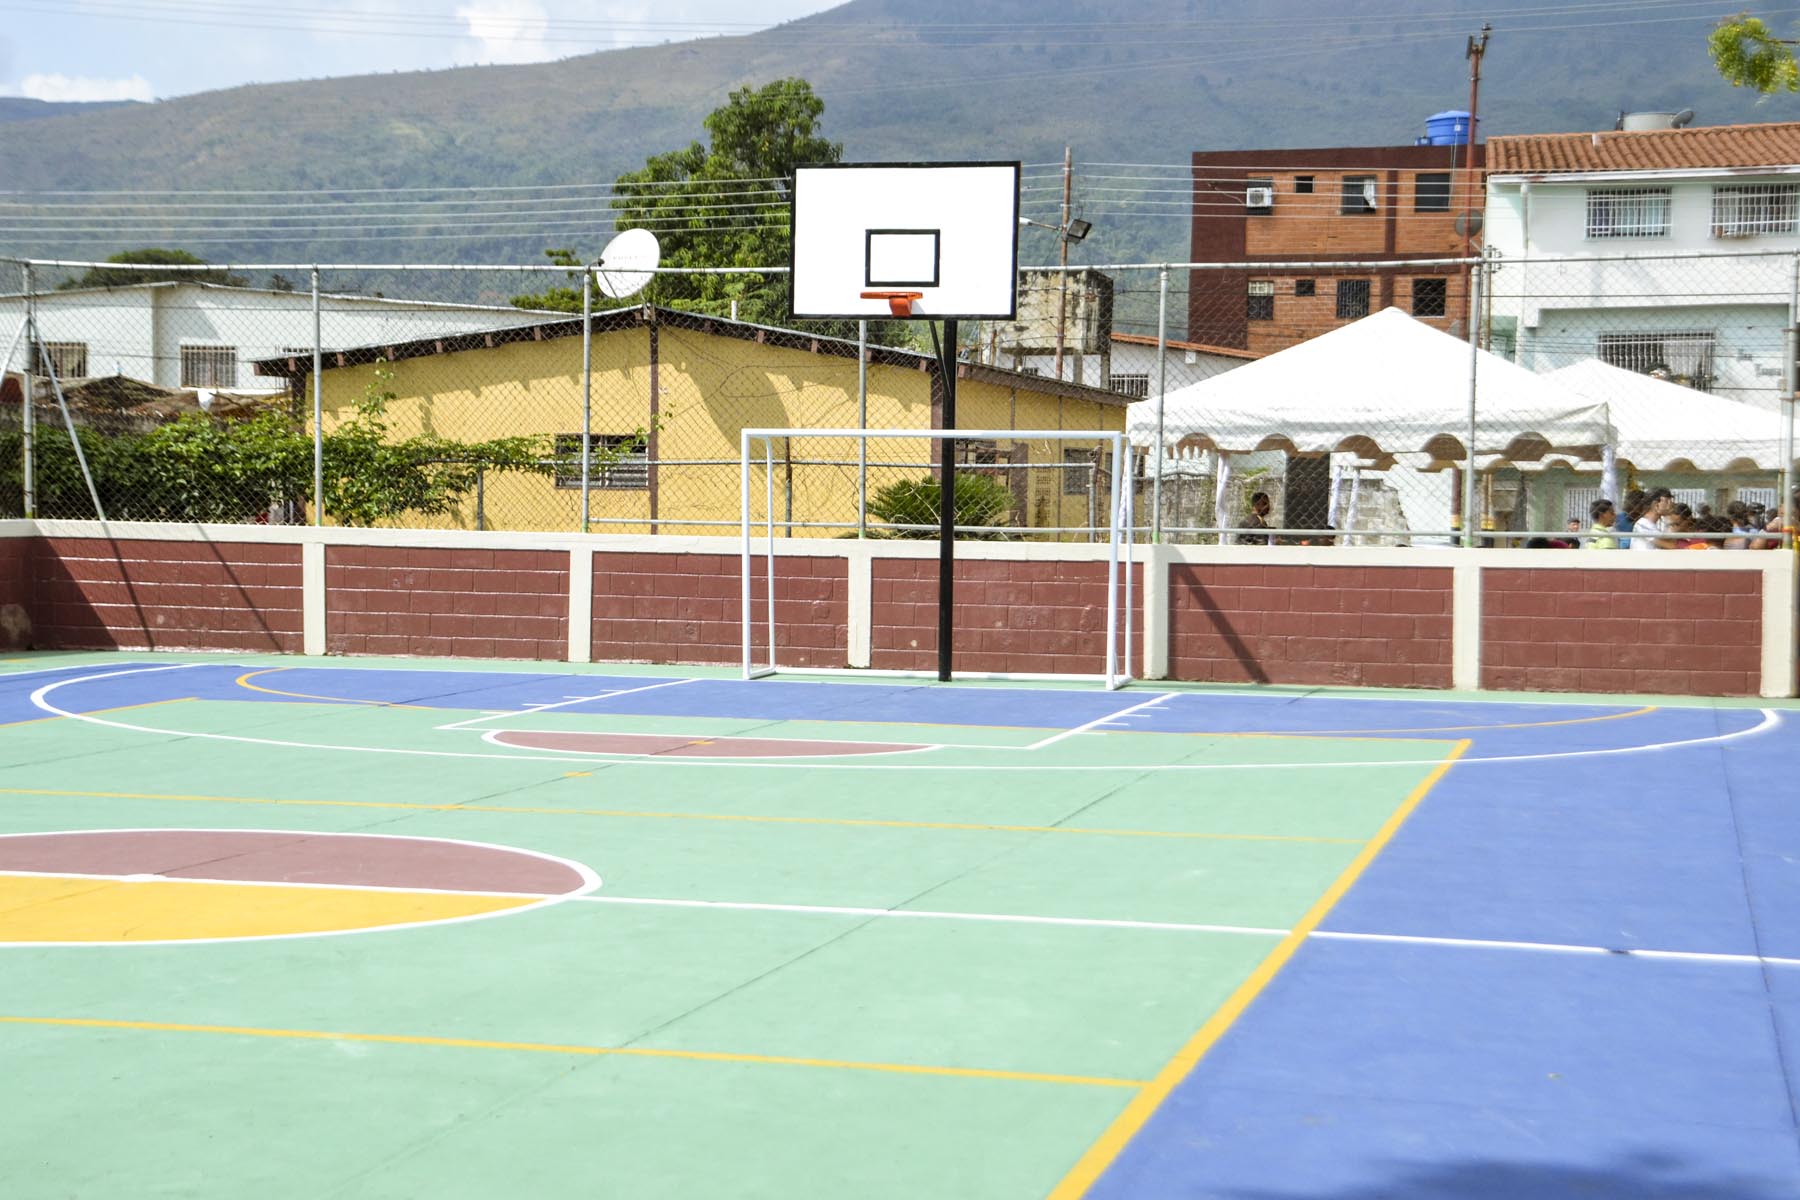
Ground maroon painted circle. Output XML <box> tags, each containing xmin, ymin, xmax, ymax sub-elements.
<box><xmin>490</xmin><ymin>730</ymin><xmax>927</xmax><ymax>758</ymax></box>
<box><xmin>0</xmin><ymin>830</ymin><xmax>587</xmax><ymax>895</ymax></box>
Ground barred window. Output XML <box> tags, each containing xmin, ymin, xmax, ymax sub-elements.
<box><xmin>1711</xmin><ymin>183</ymin><xmax>1798</xmax><ymax>237</ymax></box>
<box><xmin>1336</xmin><ymin>278</ymin><xmax>1371</xmax><ymax>319</ymax></box>
<box><xmin>180</xmin><ymin>345</ymin><xmax>237</xmax><ymax>387</ymax></box>
<box><xmin>1247</xmin><ymin>279</ymin><xmax>1275</xmax><ymax>321</ymax></box>
<box><xmin>40</xmin><ymin>341</ymin><xmax>87</xmax><ymax>379</ymax></box>
<box><xmin>1585</xmin><ymin>188</ymin><xmax>1671</xmax><ymax>238</ymax></box>
<box><xmin>1110</xmin><ymin>373</ymin><xmax>1150</xmax><ymax>399</ymax></box>
<box><xmin>1597</xmin><ymin>331</ymin><xmax>1715</xmax><ymax>390</ymax></box>
<box><xmin>1062</xmin><ymin>447</ymin><xmax>1098</xmax><ymax>495</ymax></box>
<box><xmin>554</xmin><ymin>433</ymin><xmax>648</xmax><ymax>489</ymax></box>
<box><xmin>1411</xmin><ymin>277</ymin><xmax>1448</xmax><ymax>317</ymax></box>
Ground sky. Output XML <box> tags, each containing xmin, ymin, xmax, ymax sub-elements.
<box><xmin>0</xmin><ymin>0</ymin><xmax>837</xmax><ymax>102</ymax></box>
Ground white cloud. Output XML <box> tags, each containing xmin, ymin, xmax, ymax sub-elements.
<box><xmin>455</xmin><ymin>0</ymin><xmax>554</xmax><ymax>64</ymax></box>
<box><xmin>20</xmin><ymin>72</ymin><xmax>153</xmax><ymax>102</ymax></box>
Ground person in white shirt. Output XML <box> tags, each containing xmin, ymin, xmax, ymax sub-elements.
<box><xmin>1631</xmin><ymin>487</ymin><xmax>1673</xmax><ymax>550</ymax></box>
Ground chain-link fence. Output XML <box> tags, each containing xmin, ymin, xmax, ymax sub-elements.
<box><xmin>3</xmin><ymin>252</ymin><xmax>1795</xmax><ymax>548</ymax></box>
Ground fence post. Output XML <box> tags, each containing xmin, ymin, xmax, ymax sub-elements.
<box><xmin>1461</xmin><ymin>257</ymin><xmax>1483</xmax><ymax>547</ymax></box>
<box><xmin>581</xmin><ymin>264</ymin><xmax>593</xmax><ymax>534</ymax></box>
<box><xmin>1153</xmin><ymin>266</ymin><xmax>1168</xmax><ymax>542</ymax></box>
<box><xmin>858</xmin><ymin>318</ymin><xmax>868</xmax><ymax>537</ymax></box>
<box><xmin>21</xmin><ymin>262</ymin><xmax>34</xmax><ymax>518</ymax></box>
<box><xmin>1785</xmin><ymin>252</ymin><xmax>1798</xmax><ymax>550</ymax></box>
<box><xmin>311</xmin><ymin>267</ymin><xmax>323</xmax><ymax>526</ymax></box>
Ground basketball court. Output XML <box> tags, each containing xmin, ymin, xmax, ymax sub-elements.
<box><xmin>1</xmin><ymin>650</ymin><xmax>1795</xmax><ymax>1198</ymax></box>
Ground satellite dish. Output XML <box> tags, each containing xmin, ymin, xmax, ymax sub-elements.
<box><xmin>595</xmin><ymin>228</ymin><xmax>660</xmax><ymax>300</ymax></box>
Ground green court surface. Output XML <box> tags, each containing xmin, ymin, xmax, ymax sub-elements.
<box><xmin>0</xmin><ymin>652</ymin><xmax>1549</xmax><ymax>1197</ymax></box>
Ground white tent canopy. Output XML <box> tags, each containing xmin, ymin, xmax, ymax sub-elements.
<box><xmin>1547</xmin><ymin>358</ymin><xmax>1791</xmax><ymax>473</ymax></box>
<box><xmin>1128</xmin><ymin>307</ymin><xmax>1615</xmax><ymax>464</ymax></box>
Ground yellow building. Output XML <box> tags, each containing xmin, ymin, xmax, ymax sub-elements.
<box><xmin>257</xmin><ymin>305</ymin><xmax>1138</xmax><ymax>535</ymax></box>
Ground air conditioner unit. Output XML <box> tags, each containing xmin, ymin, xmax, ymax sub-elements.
<box><xmin>1245</xmin><ymin>186</ymin><xmax>1274</xmax><ymax>209</ymax></box>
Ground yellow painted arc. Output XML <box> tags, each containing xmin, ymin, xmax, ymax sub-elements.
<box><xmin>0</xmin><ymin>874</ymin><xmax>534</xmax><ymax>943</ymax></box>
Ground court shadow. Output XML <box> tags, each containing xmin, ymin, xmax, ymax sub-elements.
<box><xmin>1213</xmin><ymin>1149</ymin><xmax>1795</xmax><ymax>1199</ymax></box>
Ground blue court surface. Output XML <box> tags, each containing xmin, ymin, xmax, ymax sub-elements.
<box><xmin>0</xmin><ymin>650</ymin><xmax>1796</xmax><ymax>1199</ymax></box>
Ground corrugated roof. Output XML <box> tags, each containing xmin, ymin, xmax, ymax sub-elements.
<box><xmin>1110</xmin><ymin>332</ymin><xmax>1260</xmax><ymax>359</ymax></box>
<box><xmin>1489</xmin><ymin>122</ymin><xmax>1800</xmax><ymax>174</ymax></box>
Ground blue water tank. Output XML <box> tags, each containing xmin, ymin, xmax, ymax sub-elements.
<box><xmin>1424</xmin><ymin>110</ymin><xmax>1477</xmax><ymax>146</ymax></box>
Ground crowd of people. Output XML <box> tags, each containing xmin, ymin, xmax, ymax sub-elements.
<box><xmin>1554</xmin><ymin>488</ymin><xmax>1796</xmax><ymax>550</ymax></box>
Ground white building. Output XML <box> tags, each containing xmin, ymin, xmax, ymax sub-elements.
<box><xmin>1484</xmin><ymin>118</ymin><xmax>1800</xmax><ymax>412</ymax></box>
<box><xmin>0</xmin><ymin>281</ymin><xmax>553</xmax><ymax>395</ymax></box>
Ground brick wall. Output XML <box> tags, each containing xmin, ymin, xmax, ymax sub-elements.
<box><xmin>594</xmin><ymin>552</ymin><xmax>847</xmax><ymax>667</ymax></box>
<box><xmin>871</xmin><ymin>558</ymin><xmax>1133</xmax><ymax>675</ymax></box>
<box><xmin>0</xmin><ymin>536</ymin><xmax>29</xmax><ymax>650</ymax></box>
<box><xmin>1482</xmin><ymin>567</ymin><xmax>1763</xmax><ymax>696</ymax></box>
<box><xmin>326</xmin><ymin>546</ymin><xmax>567</xmax><ymax>660</ymax></box>
<box><xmin>31</xmin><ymin>537</ymin><xmax>302</xmax><ymax>652</ymax></box>
<box><xmin>1168</xmin><ymin>564</ymin><xmax>1453</xmax><ymax>688</ymax></box>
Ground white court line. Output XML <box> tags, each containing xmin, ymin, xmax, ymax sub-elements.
<box><xmin>23</xmin><ymin>667</ymin><xmax>1784</xmax><ymax>771</ymax></box>
<box><xmin>567</xmin><ymin>893</ymin><xmax>1800</xmax><ymax>968</ymax></box>
<box><xmin>1025</xmin><ymin>692</ymin><xmax>1180</xmax><ymax>751</ymax></box>
<box><xmin>477</xmin><ymin>728</ymin><xmax>947</xmax><ymax>759</ymax></box>
<box><xmin>433</xmin><ymin>677</ymin><xmax>704</xmax><ymax>731</ymax></box>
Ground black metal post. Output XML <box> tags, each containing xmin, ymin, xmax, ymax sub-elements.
<box><xmin>937</xmin><ymin>318</ymin><xmax>958</xmax><ymax>682</ymax></box>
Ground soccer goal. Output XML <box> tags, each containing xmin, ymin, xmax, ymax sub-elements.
<box><xmin>739</xmin><ymin>427</ymin><xmax>1136</xmax><ymax>689</ymax></box>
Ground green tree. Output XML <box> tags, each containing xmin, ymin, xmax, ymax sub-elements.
<box><xmin>1710</xmin><ymin>13</ymin><xmax>1800</xmax><ymax>93</ymax></box>
<box><xmin>57</xmin><ymin>248</ymin><xmax>249</xmax><ymax>291</ymax></box>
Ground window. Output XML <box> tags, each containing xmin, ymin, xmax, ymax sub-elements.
<box><xmin>1110</xmin><ymin>373</ymin><xmax>1150</xmax><ymax>399</ymax></box>
<box><xmin>1246</xmin><ymin>177</ymin><xmax>1273</xmax><ymax>214</ymax></box>
<box><xmin>1411</xmin><ymin>277</ymin><xmax>1448</xmax><ymax>317</ymax></box>
<box><xmin>1414</xmin><ymin>172</ymin><xmax>1452</xmax><ymax>212</ymax></box>
<box><xmin>1341</xmin><ymin>175</ymin><xmax>1378</xmax><ymax>214</ymax></box>
<box><xmin>180</xmin><ymin>345</ymin><xmax>237</xmax><ymax>387</ymax></box>
<box><xmin>1336</xmin><ymin>279</ymin><xmax>1371</xmax><ymax>319</ymax></box>
<box><xmin>554</xmin><ymin>433</ymin><xmax>649</xmax><ymax>489</ymax></box>
<box><xmin>1597</xmin><ymin>331</ymin><xmax>1715</xmax><ymax>390</ymax></box>
<box><xmin>1294</xmin><ymin>278</ymin><xmax>1316</xmax><ymax>296</ymax></box>
<box><xmin>1586</xmin><ymin>187</ymin><xmax>1671</xmax><ymax>238</ymax></box>
<box><xmin>1246</xmin><ymin>279</ymin><xmax>1275</xmax><ymax>321</ymax></box>
<box><xmin>1712</xmin><ymin>183</ymin><xmax>1799</xmax><ymax>237</ymax></box>
<box><xmin>1062</xmin><ymin>447</ymin><xmax>1098</xmax><ymax>495</ymax></box>
<box><xmin>39</xmin><ymin>341</ymin><xmax>87</xmax><ymax>379</ymax></box>
<box><xmin>1294</xmin><ymin>175</ymin><xmax>1314</xmax><ymax>194</ymax></box>
<box><xmin>956</xmin><ymin>439</ymin><xmax>999</xmax><ymax>466</ymax></box>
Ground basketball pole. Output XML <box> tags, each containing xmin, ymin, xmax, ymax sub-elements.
<box><xmin>932</xmin><ymin>318</ymin><xmax>959</xmax><ymax>682</ymax></box>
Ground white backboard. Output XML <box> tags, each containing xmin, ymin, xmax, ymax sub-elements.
<box><xmin>789</xmin><ymin>162</ymin><xmax>1021</xmax><ymax>321</ymax></box>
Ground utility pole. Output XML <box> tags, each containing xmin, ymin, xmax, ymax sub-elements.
<box><xmin>1053</xmin><ymin>146</ymin><xmax>1072</xmax><ymax>381</ymax></box>
<box><xmin>1462</xmin><ymin>24</ymin><xmax>1491</xmax><ymax>342</ymax></box>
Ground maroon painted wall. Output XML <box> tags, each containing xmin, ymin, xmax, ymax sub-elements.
<box><xmin>870</xmin><ymin>558</ymin><xmax>1134</xmax><ymax>675</ymax></box>
<box><xmin>1482</xmin><ymin>567</ymin><xmax>1762</xmax><ymax>696</ymax></box>
<box><xmin>0</xmin><ymin>535</ymin><xmax>30</xmax><ymax>650</ymax></box>
<box><xmin>30</xmin><ymin>537</ymin><xmax>302</xmax><ymax>652</ymax></box>
<box><xmin>326</xmin><ymin>546</ymin><xmax>567</xmax><ymax>659</ymax></box>
<box><xmin>1168</xmin><ymin>564</ymin><xmax>1454</xmax><ymax>688</ymax></box>
<box><xmin>593</xmin><ymin>552</ymin><xmax>847</xmax><ymax>667</ymax></box>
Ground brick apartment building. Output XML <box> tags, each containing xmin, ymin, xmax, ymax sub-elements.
<box><xmin>1188</xmin><ymin>140</ymin><xmax>1486</xmax><ymax>354</ymax></box>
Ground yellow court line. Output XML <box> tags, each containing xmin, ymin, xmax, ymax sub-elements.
<box><xmin>1046</xmin><ymin>737</ymin><xmax>1474</xmax><ymax>1200</ymax></box>
<box><xmin>0</xmin><ymin>786</ymin><xmax>1364</xmax><ymax>845</ymax></box>
<box><xmin>234</xmin><ymin>669</ymin><xmax>437</xmax><ymax>710</ymax></box>
<box><xmin>0</xmin><ymin>1015</ymin><xmax>1144</xmax><ymax>1089</ymax></box>
<box><xmin>0</xmin><ymin>698</ymin><xmax>194</xmax><ymax>731</ymax></box>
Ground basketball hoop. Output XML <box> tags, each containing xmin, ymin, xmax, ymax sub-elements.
<box><xmin>859</xmin><ymin>290</ymin><xmax>924</xmax><ymax>318</ymax></box>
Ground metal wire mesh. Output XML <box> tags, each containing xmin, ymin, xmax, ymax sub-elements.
<box><xmin>2</xmin><ymin>252</ymin><xmax>1794</xmax><ymax>548</ymax></box>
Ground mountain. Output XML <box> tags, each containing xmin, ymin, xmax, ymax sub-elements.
<box><xmin>0</xmin><ymin>0</ymin><xmax>1777</xmax><ymax>278</ymax></box>
<box><xmin>0</xmin><ymin>98</ymin><xmax>140</xmax><ymax>125</ymax></box>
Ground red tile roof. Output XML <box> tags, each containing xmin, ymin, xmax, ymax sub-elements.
<box><xmin>1489</xmin><ymin>122</ymin><xmax>1800</xmax><ymax>174</ymax></box>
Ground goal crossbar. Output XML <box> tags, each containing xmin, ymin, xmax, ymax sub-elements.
<box><xmin>739</xmin><ymin>427</ymin><xmax>1135</xmax><ymax>689</ymax></box>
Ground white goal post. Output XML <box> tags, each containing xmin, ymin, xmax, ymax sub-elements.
<box><xmin>739</xmin><ymin>427</ymin><xmax>1136</xmax><ymax>689</ymax></box>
